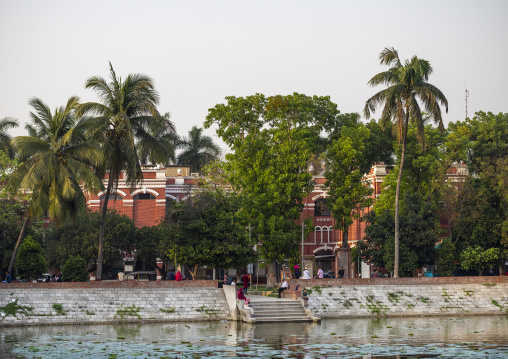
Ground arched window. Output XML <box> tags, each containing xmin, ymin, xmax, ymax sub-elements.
<box><xmin>314</xmin><ymin>198</ymin><xmax>331</xmax><ymax>216</ymax></box>
<box><xmin>133</xmin><ymin>193</ymin><xmax>156</xmax><ymax>200</ymax></box>
<box><xmin>100</xmin><ymin>193</ymin><xmax>123</xmax><ymax>201</ymax></box>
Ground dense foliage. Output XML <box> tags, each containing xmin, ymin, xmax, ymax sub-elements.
<box><xmin>14</xmin><ymin>236</ymin><xmax>46</xmax><ymax>280</ymax></box>
<box><xmin>44</xmin><ymin>209</ymin><xmax>136</xmax><ymax>273</ymax></box>
<box><xmin>167</xmin><ymin>189</ymin><xmax>257</xmax><ymax>279</ymax></box>
<box><xmin>62</xmin><ymin>255</ymin><xmax>88</xmax><ymax>282</ymax></box>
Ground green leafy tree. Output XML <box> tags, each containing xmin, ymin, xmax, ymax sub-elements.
<box><xmin>177</xmin><ymin>126</ymin><xmax>221</xmax><ymax>173</ymax></box>
<box><xmin>444</xmin><ymin>112</ymin><xmax>508</xmax><ymax>273</ymax></box>
<box><xmin>167</xmin><ymin>189</ymin><xmax>257</xmax><ymax>279</ymax></box>
<box><xmin>324</xmin><ymin>122</ymin><xmax>373</xmax><ymax>248</ymax></box>
<box><xmin>15</xmin><ymin>235</ymin><xmax>46</xmax><ymax>280</ymax></box>
<box><xmin>364</xmin><ymin>47</ymin><xmax>448</xmax><ymax>277</ymax></box>
<box><xmin>359</xmin><ymin>192</ymin><xmax>439</xmax><ymax>277</ymax></box>
<box><xmin>460</xmin><ymin>246</ymin><xmax>501</xmax><ymax>276</ymax></box>
<box><xmin>436</xmin><ymin>238</ymin><xmax>456</xmax><ymax>277</ymax></box>
<box><xmin>62</xmin><ymin>255</ymin><xmax>88</xmax><ymax>282</ymax></box>
<box><xmin>134</xmin><ymin>223</ymin><xmax>173</xmax><ymax>276</ymax></box>
<box><xmin>43</xmin><ymin>209</ymin><xmax>136</xmax><ymax>275</ymax></box>
<box><xmin>205</xmin><ymin>93</ymin><xmax>338</xmax><ymax>286</ymax></box>
<box><xmin>374</xmin><ymin>124</ymin><xmax>446</xmax><ymax>216</ymax></box>
<box><xmin>137</xmin><ymin>112</ymin><xmax>177</xmax><ymax>166</ymax></box>
<box><xmin>6</xmin><ymin>97</ymin><xmax>103</xmax><ymax>275</ymax></box>
<box><xmin>77</xmin><ymin>63</ymin><xmax>161</xmax><ymax>280</ymax></box>
<box><xmin>0</xmin><ymin>117</ymin><xmax>18</xmax><ymax>158</ymax></box>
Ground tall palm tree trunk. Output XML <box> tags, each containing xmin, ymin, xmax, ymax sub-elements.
<box><xmin>8</xmin><ymin>214</ymin><xmax>31</xmax><ymax>274</ymax></box>
<box><xmin>97</xmin><ymin>173</ymin><xmax>114</xmax><ymax>280</ymax></box>
<box><xmin>393</xmin><ymin>113</ymin><xmax>409</xmax><ymax>278</ymax></box>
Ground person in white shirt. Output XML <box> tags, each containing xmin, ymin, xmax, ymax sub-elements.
<box><xmin>244</xmin><ymin>298</ymin><xmax>254</xmax><ymax>315</ymax></box>
<box><xmin>278</xmin><ymin>279</ymin><xmax>288</xmax><ymax>298</ymax></box>
<box><xmin>317</xmin><ymin>267</ymin><xmax>324</xmax><ymax>279</ymax></box>
<box><xmin>301</xmin><ymin>269</ymin><xmax>311</xmax><ymax>279</ymax></box>
<box><xmin>118</xmin><ymin>271</ymin><xmax>124</xmax><ymax>282</ymax></box>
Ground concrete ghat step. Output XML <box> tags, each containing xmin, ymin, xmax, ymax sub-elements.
<box><xmin>249</xmin><ymin>305</ymin><xmax>302</xmax><ymax>310</ymax></box>
<box><xmin>250</xmin><ymin>308</ymin><xmax>305</xmax><ymax>314</ymax></box>
<box><xmin>253</xmin><ymin>317</ymin><xmax>312</xmax><ymax>323</ymax></box>
<box><xmin>254</xmin><ymin>313</ymin><xmax>307</xmax><ymax>318</ymax></box>
<box><xmin>249</xmin><ymin>304</ymin><xmax>303</xmax><ymax>309</ymax></box>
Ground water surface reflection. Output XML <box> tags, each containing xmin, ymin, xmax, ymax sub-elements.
<box><xmin>1</xmin><ymin>315</ymin><xmax>508</xmax><ymax>358</ymax></box>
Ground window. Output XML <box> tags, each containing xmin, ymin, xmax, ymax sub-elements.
<box><xmin>314</xmin><ymin>198</ymin><xmax>331</xmax><ymax>216</ymax></box>
<box><xmin>100</xmin><ymin>193</ymin><xmax>123</xmax><ymax>201</ymax></box>
<box><xmin>133</xmin><ymin>193</ymin><xmax>156</xmax><ymax>200</ymax></box>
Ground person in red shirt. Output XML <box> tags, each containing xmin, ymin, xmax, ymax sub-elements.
<box><xmin>242</xmin><ymin>273</ymin><xmax>250</xmax><ymax>294</ymax></box>
<box><xmin>175</xmin><ymin>270</ymin><xmax>182</xmax><ymax>281</ymax></box>
<box><xmin>238</xmin><ymin>288</ymin><xmax>247</xmax><ymax>300</ymax></box>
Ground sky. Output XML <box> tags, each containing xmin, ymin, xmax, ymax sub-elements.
<box><xmin>1</xmin><ymin>0</ymin><xmax>507</xmax><ymax>153</ymax></box>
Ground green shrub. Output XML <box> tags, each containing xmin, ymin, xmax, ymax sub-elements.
<box><xmin>62</xmin><ymin>255</ymin><xmax>88</xmax><ymax>282</ymax></box>
<box><xmin>436</xmin><ymin>238</ymin><xmax>456</xmax><ymax>277</ymax></box>
<box><xmin>15</xmin><ymin>236</ymin><xmax>46</xmax><ymax>280</ymax></box>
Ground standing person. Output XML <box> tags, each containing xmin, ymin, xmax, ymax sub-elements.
<box><xmin>294</xmin><ymin>264</ymin><xmax>300</xmax><ymax>279</ymax></box>
<box><xmin>166</xmin><ymin>269</ymin><xmax>175</xmax><ymax>280</ymax></box>
<box><xmin>242</xmin><ymin>273</ymin><xmax>250</xmax><ymax>294</ymax></box>
<box><xmin>223</xmin><ymin>273</ymin><xmax>228</xmax><ymax>285</ymax></box>
<box><xmin>175</xmin><ymin>270</ymin><xmax>182</xmax><ymax>281</ymax></box>
<box><xmin>278</xmin><ymin>279</ymin><xmax>288</xmax><ymax>298</ymax></box>
<box><xmin>318</xmin><ymin>267</ymin><xmax>324</xmax><ymax>279</ymax></box>
<box><xmin>117</xmin><ymin>271</ymin><xmax>125</xmax><ymax>282</ymax></box>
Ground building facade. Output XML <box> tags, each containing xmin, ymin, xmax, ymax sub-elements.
<box><xmin>86</xmin><ymin>164</ymin><xmax>389</xmax><ymax>279</ymax></box>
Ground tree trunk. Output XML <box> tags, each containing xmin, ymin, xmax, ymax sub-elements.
<box><xmin>8</xmin><ymin>214</ymin><xmax>31</xmax><ymax>275</ymax></box>
<box><xmin>394</xmin><ymin>113</ymin><xmax>409</xmax><ymax>279</ymax></box>
<box><xmin>97</xmin><ymin>175</ymin><xmax>114</xmax><ymax>280</ymax></box>
<box><xmin>266</xmin><ymin>262</ymin><xmax>277</xmax><ymax>288</ymax></box>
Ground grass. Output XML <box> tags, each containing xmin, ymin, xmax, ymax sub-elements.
<box><xmin>160</xmin><ymin>307</ymin><xmax>176</xmax><ymax>313</ymax></box>
<box><xmin>387</xmin><ymin>292</ymin><xmax>400</xmax><ymax>303</ymax></box>
<box><xmin>115</xmin><ymin>305</ymin><xmax>141</xmax><ymax>319</ymax></box>
<box><xmin>0</xmin><ymin>299</ymin><xmax>33</xmax><ymax>319</ymax></box>
<box><xmin>52</xmin><ymin>303</ymin><xmax>66</xmax><ymax>315</ymax></box>
<box><xmin>418</xmin><ymin>296</ymin><xmax>431</xmax><ymax>304</ymax></box>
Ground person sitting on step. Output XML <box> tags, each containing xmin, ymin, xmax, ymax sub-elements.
<box><xmin>244</xmin><ymin>298</ymin><xmax>254</xmax><ymax>315</ymax></box>
<box><xmin>302</xmin><ymin>288</ymin><xmax>309</xmax><ymax>307</ymax></box>
<box><xmin>278</xmin><ymin>279</ymin><xmax>288</xmax><ymax>298</ymax></box>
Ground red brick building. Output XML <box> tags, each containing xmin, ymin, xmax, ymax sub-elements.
<box><xmin>86</xmin><ymin>163</ymin><xmax>389</xmax><ymax>279</ymax></box>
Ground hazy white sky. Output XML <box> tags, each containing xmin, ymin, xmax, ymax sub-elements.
<box><xmin>1</xmin><ymin>0</ymin><xmax>507</xmax><ymax>152</ymax></box>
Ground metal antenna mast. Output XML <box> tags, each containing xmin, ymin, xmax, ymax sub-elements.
<box><xmin>465</xmin><ymin>87</ymin><xmax>470</xmax><ymax>118</ymax></box>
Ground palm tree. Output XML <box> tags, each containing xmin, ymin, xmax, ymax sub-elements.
<box><xmin>0</xmin><ymin>117</ymin><xmax>19</xmax><ymax>158</ymax></box>
<box><xmin>177</xmin><ymin>126</ymin><xmax>221</xmax><ymax>173</ymax></box>
<box><xmin>364</xmin><ymin>47</ymin><xmax>448</xmax><ymax>278</ymax></box>
<box><xmin>6</xmin><ymin>97</ymin><xmax>103</xmax><ymax>274</ymax></box>
<box><xmin>76</xmin><ymin>63</ymin><xmax>161</xmax><ymax>280</ymax></box>
<box><xmin>137</xmin><ymin>112</ymin><xmax>177</xmax><ymax>166</ymax></box>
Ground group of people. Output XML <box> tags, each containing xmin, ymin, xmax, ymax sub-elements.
<box><xmin>166</xmin><ymin>269</ymin><xmax>183</xmax><ymax>281</ymax></box>
<box><xmin>294</xmin><ymin>264</ymin><xmax>345</xmax><ymax>279</ymax></box>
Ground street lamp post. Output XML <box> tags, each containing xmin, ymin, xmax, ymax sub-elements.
<box><xmin>301</xmin><ymin>221</ymin><xmax>305</xmax><ymax>276</ymax></box>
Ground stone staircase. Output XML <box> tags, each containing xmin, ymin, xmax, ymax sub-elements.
<box><xmin>245</xmin><ymin>297</ymin><xmax>312</xmax><ymax>323</ymax></box>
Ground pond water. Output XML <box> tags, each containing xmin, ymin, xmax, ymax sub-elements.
<box><xmin>1</xmin><ymin>316</ymin><xmax>508</xmax><ymax>358</ymax></box>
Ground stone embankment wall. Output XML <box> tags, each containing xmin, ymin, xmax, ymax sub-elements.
<box><xmin>2</xmin><ymin>277</ymin><xmax>508</xmax><ymax>326</ymax></box>
<box><xmin>0</xmin><ymin>282</ymin><xmax>229</xmax><ymax>327</ymax></box>
<box><xmin>297</xmin><ymin>277</ymin><xmax>508</xmax><ymax>318</ymax></box>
